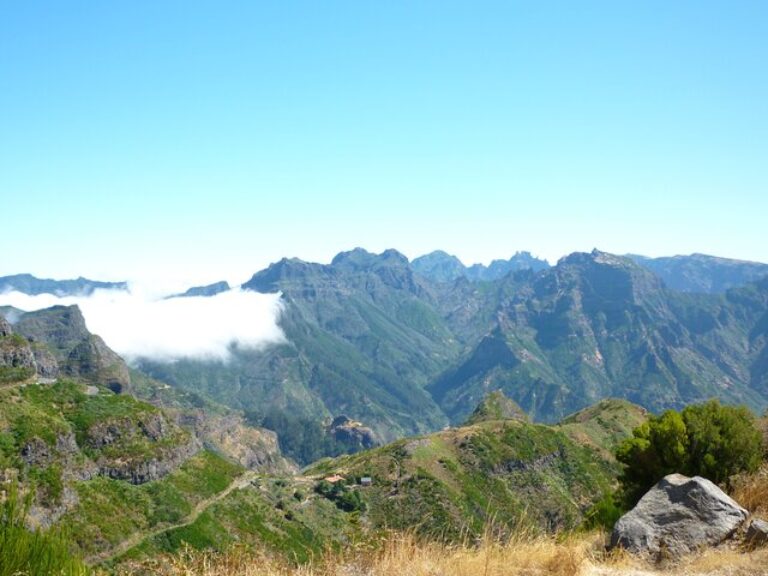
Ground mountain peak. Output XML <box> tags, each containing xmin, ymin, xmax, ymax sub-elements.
<box><xmin>466</xmin><ymin>390</ymin><xmax>529</xmax><ymax>425</ymax></box>
<box><xmin>558</xmin><ymin>250</ymin><xmax>636</xmax><ymax>269</ymax></box>
<box><xmin>414</xmin><ymin>250</ymin><xmax>549</xmax><ymax>283</ymax></box>
<box><xmin>331</xmin><ymin>248</ymin><xmax>409</xmax><ymax>270</ymax></box>
<box><xmin>242</xmin><ymin>257</ymin><xmax>325</xmax><ymax>293</ymax></box>
<box><xmin>173</xmin><ymin>281</ymin><xmax>231</xmax><ymax>298</ymax></box>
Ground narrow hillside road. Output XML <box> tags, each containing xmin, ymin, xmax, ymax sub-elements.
<box><xmin>87</xmin><ymin>470</ymin><xmax>260</xmax><ymax>566</ymax></box>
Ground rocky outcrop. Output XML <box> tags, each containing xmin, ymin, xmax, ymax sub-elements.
<box><xmin>30</xmin><ymin>344</ymin><xmax>59</xmax><ymax>378</ymax></box>
<box><xmin>746</xmin><ymin>519</ymin><xmax>768</xmax><ymax>548</ymax></box>
<box><xmin>22</xmin><ymin>431</ymin><xmax>92</xmax><ymax>529</ymax></box>
<box><xmin>96</xmin><ymin>437</ymin><xmax>201</xmax><ymax>484</ymax></box>
<box><xmin>328</xmin><ymin>415</ymin><xmax>378</xmax><ymax>449</ymax></box>
<box><xmin>175</xmin><ymin>411</ymin><xmax>294</xmax><ymax>474</ymax></box>
<box><xmin>610</xmin><ymin>474</ymin><xmax>748</xmax><ymax>558</ymax></box>
<box><xmin>64</xmin><ymin>334</ymin><xmax>131</xmax><ymax>393</ymax></box>
<box><xmin>0</xmin><ymin>319</ymin><xmax>37</xmax><ymax>382</ymax></box>
<box><xmin>0</xmin><ymin>335</ymin><xmax>36</xmax><ymax>372</ymax></box>
<box><xmin>13</xmin><ymin>305</ymin><xmax>130</xmax><ymax>392</ymax></box>
<box><xmin>85</xmin><ymin>411</ymin><xmax>202</xmax><ymax>484</ymax></box>
<box><xmin>0</xmin><ymin>315</ymin><xmax>12</xmax><ymax>337</ymax></box>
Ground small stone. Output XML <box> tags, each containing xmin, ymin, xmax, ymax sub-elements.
<box><xmin>746</xmin><ymin>519</ymin><xmax>768</xmax><ymax>548</ymax></box>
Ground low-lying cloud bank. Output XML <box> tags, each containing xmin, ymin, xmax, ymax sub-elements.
<box><xmin>0</xmin><ymin>287</ymin><xmax>286</xmax><ymax>363</ymax></box>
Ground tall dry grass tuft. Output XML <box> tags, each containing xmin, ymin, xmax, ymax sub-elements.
<box><xmin>112</xmin><ymin>522</ymin><xmax>768</xmax><ymax>576</ymax></box>
<box><xmin>732</xmin><ymin>465</ymin><xmax>768</xmax><ymax>516</ymax></box>
<box><xmin>116</xmin><ymin>530</ymin><xmax>606</xmax><ymax>576</ymax></box>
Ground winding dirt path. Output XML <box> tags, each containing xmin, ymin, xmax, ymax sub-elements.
<box><xmin>87</xmin><ymin>470</ymin><xmax>260</xmax><ymax>565</ymax></box>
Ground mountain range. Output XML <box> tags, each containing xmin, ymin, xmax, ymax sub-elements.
<box><xmin>0</xmin><ymin>274</ymin><xmax>127</xmax><ymax>296</ymax></box>
<box><xmin>3</xmin><ymin>249</ymin><xmax>768</xmax><ymax>465</ymax></box>
<box><xmin>126</xmin><ymin>249</ymin><xmax>768</xmax><ymax>462</ymax></box>
<box><xmin>2</xmin><ymin>248</ymin><xmax>768</xmax><ymax>568</ymax></box>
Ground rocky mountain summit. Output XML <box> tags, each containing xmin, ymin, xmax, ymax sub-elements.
<box><xmin>327</xmin><ymin>415</ymin><xmax>378</xmax><ymax>450</ymax></box>
<box><xmin>412</xmin><ymin>250</ymin><xmax>550</xmax><ymax>283</ymax></box>
<box><xmin>8</xmin><ymin>305</ymin><xmax>131</xmax><ymax>393</ymax></box>
<box><xmin>465</xmin><ymin>390</ymin><xmax>529</xmax><ymax>424</ymax></box>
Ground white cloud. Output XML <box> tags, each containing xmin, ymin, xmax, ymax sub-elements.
<box><xmin>0</xmin><ymin>287</ymin><xmax>286</xmax><ymax>363</ymax></box>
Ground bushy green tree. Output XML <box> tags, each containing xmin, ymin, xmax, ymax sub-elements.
<box><xmin>616</xmin><ymin>400</ymin><xmax>763</xmax><ymax>506</ymax></box>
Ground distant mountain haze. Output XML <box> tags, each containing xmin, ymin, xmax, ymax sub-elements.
<box><xmin>0</xmin><ymin>274</ymin><xmax>127</xmax><ymax>296</ymax></box>
<box><xmin>626</xmin><ymin>254</ymin><xmax>768</xmax><ymax>294</ymax></box>
<box><xmin>412</xmin><ymin>250</ymin><xmax>550</xmax><ymax>282</ymax></box>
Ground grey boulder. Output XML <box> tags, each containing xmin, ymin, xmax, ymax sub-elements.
<box><xmin>610</xmin><ymin>473</ymin><xmax>748</xmax><ymax>558</ymax></box>
<box><xmin>746</xmin><ymin>519</ymin><xmax>768</xmax><ymax>548</ymax></box>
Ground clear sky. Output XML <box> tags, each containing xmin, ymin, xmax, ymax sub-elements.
<box><xmin>1</xmin><ymin>1</ymin><xmax>766</xmax><ymax>287</ymax></box>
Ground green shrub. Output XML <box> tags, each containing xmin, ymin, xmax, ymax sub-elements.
<box><xmin>616</xmin><ymin>400</ymin><xmax>763</xmax><ymax>506</ymax></box>
<box><xmin>0</xmin><ymin>366</ymin><xmax>34</xmax><ymax>384</ymax></box>
<box><xmin>313</xmin><ymin>480</ymin><xmax>366</xmax><ymax>512</ymax></box>
<box><xmin>582</xmin><ymin>493</ymin><xmax>623</xmax><ymax>530</ymax></box>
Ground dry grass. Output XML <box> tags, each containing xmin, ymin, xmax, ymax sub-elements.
<box><xmin>732</xmin><ymin>466</ymin><xmax>768</xmax><ymax>517</ymax></box>
<box><xmin>115</xmin><ymin>531</ymin><xmax>599</xmax><ymax>576</ymax></box>
<box><xmin>113</xmin><ymin>531</ymin><xmax>768</xmax><ymax>576</ymax></box>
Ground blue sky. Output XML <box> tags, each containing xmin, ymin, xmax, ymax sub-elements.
<box><xmin>1</xmin><ymin>1</ymin><xmax>766</xmax><ymax>286</ymax></box>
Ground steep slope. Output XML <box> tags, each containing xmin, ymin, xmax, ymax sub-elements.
<box><xmin>429</xmin><ymin>251</ymin><xmax>768</xmax><ymax>424</ymax></box>
<box><xmin>1</xmin><ymin>302</ymin><xmax>295</xmax><ymax>563</ymax></box>
<box><xmin>0</xmin><ymin>380</ymin><xmax>200</xmax><ymax>529</ymax></box>
<box><xmin>133</xmin><ymin>248</ymin><xmax>768</xmax><ymax>459</ymax></box>
<box><xmin>0</xmin><ymin>315</ymin><xmax>37</xmax><ymax>385</ymax></box>
<box><xmin>13</xmin><ymin>305</ymin><xmax>131</xmax><ymax>393</ymax></box>
<box><xmin>111</xmin><ymin>397</ymin><xmax>647</xmax><ymax>569</ymax></box>
<box><xmin>139</xmin><ymin>249</ymin><xmax>459</xmax><ymax>449</ymax></box>
<box><xmin>466</xmin><ymin>390</ymin><xmax>529</xmax><ymax>424</ymax></box>
<box><xmin>629</xmin><ymin>253</ymin><xmax>768</xmax><ymax>293</ymax></box>
<box><xmin>305</xmin><ymin>398</ymin><xmax>646</xmax><ymax>540</ymax></box>
<box><xmin>0</xmin><ymin>380</ymin><xmax>291</xmax><ymax>561</ymax></box>
<box><xmin>0</xmin><ymin>273</ymin><xmax>127</xmax><ymax>296</ymax></box>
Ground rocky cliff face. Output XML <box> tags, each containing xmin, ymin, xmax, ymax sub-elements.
<box><xmin>193</xmin><ymin>413</ymin><xmax>295</xmax><ymax>474</ymax></box>
<box><xmin>0</xmin><ymin>315</ymin><xmax>11</xmax><ymax>337</ymax></box>
<box><xmin>0</xmin><ymin>380</ymin><xmax>203</xmax><ymax>528</ymax></box>
<box><xmin>429</xmin><ymin>250</ymin><xmax>768</xmax><ymax>423</ymax></box>
<box><xmin>327</xmin><ymin>415</ymin><xmax>378</xmax><ymax>450</ymax></box>
<box><xmin>0</xmin><ymin>316</ymin><xmax>38</xmax><ymax>383</ymax></box>
<box><xmin>10</xmin><ymin>305</ymin><xmax>131</xmax><ymax>392</ymax></box>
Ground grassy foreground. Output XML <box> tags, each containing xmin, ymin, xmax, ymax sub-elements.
<box><xmin>114</xmin><ymin>531</ymin><xmax>768</xmax><ymax>576</ymax></box>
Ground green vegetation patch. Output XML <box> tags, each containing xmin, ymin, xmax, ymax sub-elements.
<box><xmin>59</xmin><ymin>451</ymin><xmax>243</xmax><ymax>558</ymax></box>
<box><xmin>0</xmin><ymin>483</ymin><xmax>90</xmax><ymax>576</ymax></box>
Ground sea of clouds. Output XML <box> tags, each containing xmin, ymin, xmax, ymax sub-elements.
<box><xmin>0</xmin><ymin>287</ymin><xmax>286</xmax><ymax>363</ymax></box>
